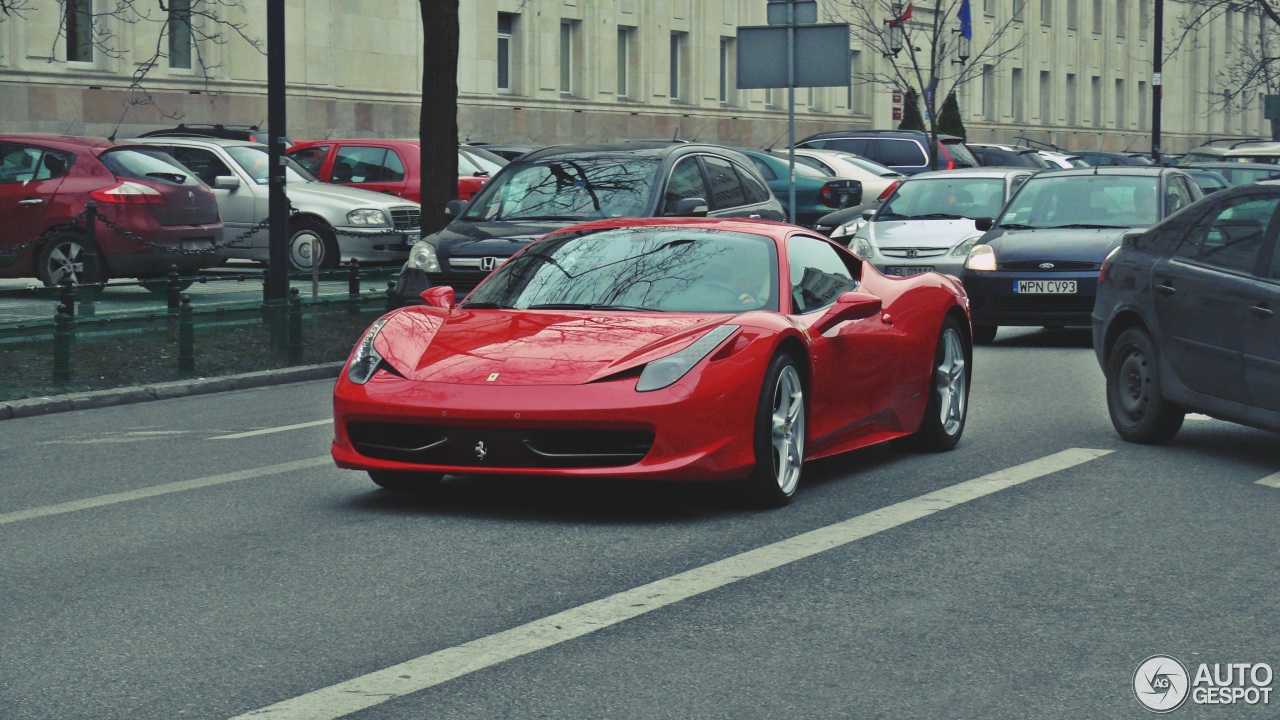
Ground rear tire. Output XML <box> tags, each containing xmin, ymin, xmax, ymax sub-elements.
<box><xmin>972</xmin><ymin>324</ymin><xmax>998</xmax><ymax>344</ymax></box>
<box><xmin>37</xmin><ymin>232</ymin><xmax>107</xmax><ymax>287</ymax></box>
<box><xmin>901</xmin><ymin>316</ymin><xmax>970</xmax><ymax>452</ymax></box>
<box><xmin>744</xmin><ymin>353</ymin><xmax>805</xmax><ymax>508</ymax></box>
<box><xmin>368</xmin><ymin>471</ymin><xmax>443</xmax><ymax>494</ymax></box>
<box><xmin>1106</xmin><ymin>327</ymin><xmax>1184</xmax><ymax>444</ymax></box>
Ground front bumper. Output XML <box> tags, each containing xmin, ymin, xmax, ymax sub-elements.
<box><xmin>964</xmin><ymin>271</ymin><xmax>1099</xmax><ymax>327</ymax></box>
<box><xmin>333</xmin><ymin>227</ymin><xmax>415</xmax><ymax>265</ymax></box>
<box><xmin>870</xmin><ymin>255</ymin><xmax>966</xmax><ymax>280</ymax></box>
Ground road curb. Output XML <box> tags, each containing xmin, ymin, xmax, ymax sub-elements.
<box><xmin>0</xmin><ymin>362</ymin><xmax>343</xmax><ymax>422</ymax></box>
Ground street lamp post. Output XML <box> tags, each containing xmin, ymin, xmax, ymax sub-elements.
<box><xmin>1151</xmin><ymin>0</ymin><xmax>1163</xmax><ymax>164</ymax></box>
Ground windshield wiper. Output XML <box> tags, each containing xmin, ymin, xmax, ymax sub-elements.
<box><xmin>508</xmin><ymin>215</ymin><xmax>584</xmax><ymax>221</ymax></box>
<box><xmin>876</xmin><ymin>213</ymin><xmax>908</xmax><ymax>221</ymax></box>
<box><xmin>528</xmin><ymin>303</ymin><xmax>653</xmax><ymax>312</ymax></box>
<box><xmin>1047</xmin><ymin>223</ymin><xmax>1129</xmax><ymax>229</ymax></box>
<box><xmin>146</xmin><ymin>171</ymin><xmax>188</xmax><ymax>184</ymax></box>
<box><xmin>904</xmin><ymin>213</ymin><xmax>967</xmax><ymax>221</ymax></box>
<box><xmin>999</xmin><ymin>223</ymin><xmax>1039</xmax><ymax>230</ymax></box>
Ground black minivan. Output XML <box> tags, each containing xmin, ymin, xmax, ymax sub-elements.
<box><xmin>392</xmin><ymin>142</ymin><xmax>785</xmax><ymax>303</ymax></box>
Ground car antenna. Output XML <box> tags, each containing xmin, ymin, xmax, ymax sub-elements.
<box><xmin>672</xmin><ymin>125</ymin><xmax>681</xmax><ymax>142</ymax></box>
<box><xmin>106</xmin><ymin>103</ymin><xmax>136</xmax><ymax>143</ymax></box>
<box><xmin>761</xmin><ymin>128</ymin><xmax>787</xmax><ymax>152</ymax></box>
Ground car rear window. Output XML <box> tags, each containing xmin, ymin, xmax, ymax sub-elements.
<box><xmin>99</xmin><ymin>148</ymin><xmax>199</xmax><ymax>186</ymax></box>
<box><xmin>877</xmin><ymin>139</ymin><xmax>928</xmax><ymax>167</ymax></box>
<box><xmin>942</xmin><ymin>140</ymin><xmax>979</xmax><ymax>168</ymax></box>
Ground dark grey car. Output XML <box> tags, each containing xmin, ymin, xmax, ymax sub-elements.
<box><xmin>1092</xmin><ymin>183</ymin><xmax>1280</xmax><ymax>443</ymax></box>
<box><xmin>393</xmin><ymin>142</ymin><xmax>785</xmax><ymax>303</ymax></box>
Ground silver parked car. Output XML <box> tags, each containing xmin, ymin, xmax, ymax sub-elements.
<box><xmin>132</xmin><ymin>137</ymin><xmax>421</xmax><ymax>270</ymax></box>
<box><xmin>846</xmin><ymin>168</ymin><xmax>1035</xmax><ymax>278</ymax></box>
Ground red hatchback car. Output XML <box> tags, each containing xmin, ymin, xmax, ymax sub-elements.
<box><xmin>0</xmin><ymin>135</ymin><xmax>224</xmax><ymax>285</ymax></box>
<box><xmin>287</xmin><ymin>139</ymin><xmax>505</xmax><ymax>203</ymax></box>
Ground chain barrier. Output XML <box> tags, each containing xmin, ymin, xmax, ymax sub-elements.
<box><xmin>0</xmin><ymin>211</ymin><xmax>90</xmax><ymax>259</ymax></box>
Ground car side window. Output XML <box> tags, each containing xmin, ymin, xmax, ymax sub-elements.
<box><xmin>333</xmin><ymin>146</ymin><xmax>388</xmax><ymax>183</ymax></box>
<box><xmin>665</xmin><ymin>157</ymin><xmax>710</xmax><ymax>209</ymax></box>
<box><xmin>1177</xmin><ymin>195</ymin><xmax>1280</xmax><ymax>274</ymax></box>
<box><xmin>1165</xmin><ymin>178</ymin><xmax>1193</xmax><ymax>216</ymax></box>
<box><xmin>170</xmin><ymin>146</ymin><xmax>234</xmax><ymax>187</ymax></box>
<box><xmin>381</xmin><ymin>149</ymin><xmax>407</xmax><ymax>182</ymax></box>
<box><xmin>0</xmin><ymin>144</ymin><xmax>60</xmax><ymax>184</ymax></box>
<box><xmin>701</xmin><ymin>156</ymin><xmax>747</xmax><ymax>210</ymax></box>
<box><xmin>734</xmin><ymin>162</ymin><xmax>772</xmax><ymax>205</ymax></box>
<box><xmin>290</xmin><ymin>145</ymin><xmax>329</xmax><ymax>176</ymax></box>
<box><xmin>822</xmin><ymin>138</ymin><xmax>871</xmax><ymax>156</ymax></box>
<box><xmin>1009</xmin><ymin>173</ymin><xmax>1030</xmax><ymax>196</ymax></box>
<box><xmin>748</xmin><ymin>155</ymin><xmax>777</xmax><ymax>181</ymax></box>
<box><xmin>876</xmin><ymin>139</ymin><xmax>927</xmax><ymax>167</ymax></box>
<box><xmin>787</xmin><ymin>235</ymin><xmax>858</xmax><ymax>314</ymax></box>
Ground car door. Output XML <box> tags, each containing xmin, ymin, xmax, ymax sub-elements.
<box><xmin>786</xmin><ymin>234</ymin><xmax>895</xmax><ymax>449</ymax></box>
<box><xmin>0</xmin><ymin>143</ymin><xmax>69</xmax><ymax>255</ymax></box>
<box><xmin>1151</xmin><ymin>192</ymin><xmax>1280</xmax><ymax>403</ymax></box>
<box><xmin>660</xmin><ymin>155</ymin><xmax>711</xmax><ymax>215</ymax></box>
<box><xmin>330</xmin><ymin>144</ymin><xmax>406</xmax><ymax>198</ymax></box>
<box><xmin>1242</xmin><ymin>218</ymin><xmax>1280</xmax><ymax>412</ymax></box>
<box><xmin>733</xmin><ymin>160</ymin><xmax>785</xmax><ymax>220</ymax></box>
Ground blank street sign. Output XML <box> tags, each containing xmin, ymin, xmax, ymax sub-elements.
<box><xmin>736</xmin><ymin>24</ymin><xmax>851</xmax><ymax>89</ymax></box>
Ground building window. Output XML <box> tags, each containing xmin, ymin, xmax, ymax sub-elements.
<box><xmin>1116</xmin><ymin>0</ymin><xmax>1127</xmax><ymax>37</ymax></box>
<box><xmin>1138</xmin><ymin>81</ymin><xmax>1148</xmax><ymax>130</ymax></box>
<box><xmin>1011</xmin><ymin>68</ymin><xmax>1025</xmax><ymax>121</ymax></box>
<box><xmin>983</xmin><ymin>0</ymin><xmax>994</xmax><ymax>17</ymax></box>
<box><xmin>848</xmin><ymin>50</ymin><xmax>865</xmax><ymax>112</ymax></box>
<box><xmin>497</xmin><ymin>12</ymin><xmax>515</xmax><ymax>92</ymax></box>
<box><xmin>1091</xmin><ymin>75</ymin><xmax>1102</xmax><ymax>125</ymax></box>
<box><xmin>168</xmin><ymin>0</ymin><xmax>192</xmax><ymax>69</ymax></box>
<box><xmin>66</xmin><ymin>0</ymin><xmax>93</xmax><ymax>63</ymax></box>
<box><xmin>1115</xmin><ymin>79</ymin><xmax>1126</xmax><ymax>127</ymax></box>
<box><xmin>1092</xmin><ymin>0</ymin><xmax>1103</xmax><ymax>33</ymax></box>
<box><xmin>1039</xmin><ymin>71</ymin><xmax>1051</xmax><ymax>121</ymax></box>
<box><xmin>719</xmin><ymin>37</ymin><xmax>737</xmax><ymax>105</ymax></box>
<box><xmin>617</xmin><ymin>26</ymin><xmax>634</xmax><ymax>99</ymax></box>
<box><xmin>1067</xmin><ymin>0</ymin><xmax>1078</xmax><ymax>29</ymax></box>
<box><xmin>560</xmin><ymin>21</ymin><xmax>577</xmax><ymax>96</ymax></box>
<box><xmin>1066</xmin><ymin>73</ymin><xmax>1078</xmax><ymax>124</ymax></box>
<box><xmin>983</xmin><ymin>65</ymin><xmax>996</xmax><ymax>121</ymax></box>
<box><xmin>1139</xmin><ymin>0</ymin><xmax>1151</xmax><ymax>36</ymax></box>
<box><xmin>1041</xmin><ymin>0</ymin><xmax>1052</xmax><ymax>26</ymax></box>
<box><xmin>670</xmin><ymin>32</ymin><xmax>687</xmax><ymax>102</ymax></box>
<box><xmin>1013</xmin><ymin>0</ymin><xmax>1024</xmax><ymax>22</ymax></box>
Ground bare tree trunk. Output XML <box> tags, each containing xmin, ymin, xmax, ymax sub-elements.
<box><xmin>419</xmin><ymin>0</ymin><xmax>460</xmax><ymax>236</ymax></box>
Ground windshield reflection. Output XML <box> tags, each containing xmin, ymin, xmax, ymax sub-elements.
<box><xmin>879</xmin><ymin>177</ymin><xmax>1006</xmax><ymax>221</ymax></box>
<box><xmin>463</xmin><ymin>157</ymin><xmax>659</xmax><ymax>222</ymax></box>
<box><xmin>462</xmin><ymin>227</ymin><xmax>779</xmax><ymax>313</ymax></box>
<box><xmin>998</xmin><ymin>175</ymin><xmax>1160</xmax><ymax>229</ymax></box>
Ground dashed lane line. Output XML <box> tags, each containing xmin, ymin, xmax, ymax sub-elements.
<box><xmin>0</xmin><ymin>456</ymin><xmax>332</xmax><ymax>527</ymax></box>
<box><xmin>1256</xmin><ymin>471</ymin><xmax>1280</xmax><ymax>489</ymax></box>
<box><xmin>208</xmin><ymin>420</ymin><xmax>332</xmax><ymax>440</ymax></box>
<box><xmin>230</xmin><ymin>447</ymin><xmax>1113</xmax><ymax>720</ymax></box>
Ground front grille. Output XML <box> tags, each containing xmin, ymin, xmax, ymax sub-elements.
<box><xmin>348</xmin><ymin>422</ymin><xmax>654</xmax><ymax>469</ymax></box>
<box><xmin>881</xmin><ymin>248</ymin><xmax>950</xmax><ymax>258</ymax></box>
<box><xmin>999</xmin><ymin>260</ymin><xmax>1098</xmax><ymax>271</ymax></box>
<box><xmin>389</xmin><ymin>207</ymin><xmax>421</xmax><ymax>231</ymax></box>
<box><xmin>990</xmin><ymin>296</ymin><xmax>1096</xmax><ymax>313</ymax></box>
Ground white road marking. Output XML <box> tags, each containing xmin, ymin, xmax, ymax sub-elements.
<box><xmin>209</xmin><ymin>420</ymin><xmax>332</xmax><ymax>440</ymax></box>
<box><xmin>1256</xmin><ymin>472</ymin><xmax>1280</xmax><ymax>489</ymax></box>
<box><xmin>0</xmin><ymin>456</ymin><xmax>331</xmax><ymax>527</ymax></box>
<box><xmin>39</xmin><ymin>430</ymin><xmax>192</xmax><ymax>445</ymax></box>
<box><xmin>1185</xmin><ymin>413</ymin><xmax>1216</xmax><ymax>422</ymax></box>
<box><xmin>231</xmin><ymin>447</ymin><xmax>1112</xmax><ymax>720</ymax></box>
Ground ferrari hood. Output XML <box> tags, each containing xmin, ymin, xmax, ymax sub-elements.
<box><xmin>374</xmin><ymin>309</ymin><xmax>734</xmax><ymax>386</ymax></box>
<box><xmin>866</xmin><ymin>218</ymin><xmax>985</xmax><ymax>250</ymax></box>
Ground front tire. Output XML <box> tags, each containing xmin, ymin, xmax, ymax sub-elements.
<box><xmin>37</xmin><ymin>232</ymin><xmax>107</xmax><ymax>287</ymax></box>
<box><xmin>1106</xmin><ymin>327</ymin><xmax>1184</xmax><ymax>444</ymax></box>
<box><xmin>744</xmin><ymin>353</ymin><xmax>805</xmax><ymax>508</ymax></box>
<box><xmin>288</xmin><ymin>220</ymin><xmax>339</xmax><ymax>272</ymax></box>
<box><xmin>902</xmin><ymin>316</ymin><xmax>970</xmax><ymax>452</ymax></box>
<box><xmin>368</xmin><ymin>471</ymin><xmax>443</xmax><ymax>494</ymax></box>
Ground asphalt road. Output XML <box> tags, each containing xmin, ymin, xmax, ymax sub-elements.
<box><xmin>2</xmin><ymin>327</ymin><xmax>1278</xmax><ymax>719</ymax></box>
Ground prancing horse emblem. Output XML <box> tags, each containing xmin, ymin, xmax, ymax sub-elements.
<box><xmin>475</xmin><ymin>441</ymin><xmax>487</xmax><ymax>460</ymax></box>
<box><xmin>487</xmin><ymin>372</ymin><xmax>500</xmax><ymax>382</ymax></box>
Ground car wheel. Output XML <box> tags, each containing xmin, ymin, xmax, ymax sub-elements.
<box><xmin>288</xmin><ymin>220</ymin><xmax>339</xmax><ymax>272</ymax></box>
<box><xmin>37</xmin><ymin>232</ymin><xmax>107</xmax><ymax>287</ymax></box>
<box><xmin>901</xmin><ymin>316</ymin><xmax>970</xmax><ymax>452</ymax></box>
<box><xmin>368</xmin><ymin>471</ymin><xmax>443</xmax><ymax>494</ymax></box>
<box><xmin>745</xmin><ymin>352</ymin><xmax>805</xmax><ymax>508</ymax></box>
<box><xmin>1106</xmin><ymin>327</ymin><xmax>1184</xmax><ymax>444</ymax></box>
<box><xmin>972</xmin><ymin>324</ymin><xmax>998</xmax><ymax>344</ymax></box>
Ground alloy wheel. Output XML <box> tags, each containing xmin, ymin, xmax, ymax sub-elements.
<box><xmin>936</xmin><ymin>327</ymin><xmax>968</xmax><ymax>436</ymax></box>
<box><xmin>770</xmin><ymin>365</ymin><xmax>805</xmax><ymax>496</ymax></box>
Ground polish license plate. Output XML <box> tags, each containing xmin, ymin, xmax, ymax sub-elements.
<box><xmin>886</xmin><ymin>266</ymin><xmax>933</xmax><ymax>277</ymax></box>
<box><xmin>181</xmin><ymin>238</ymin><xmax>214</xmax><ymax>251</ymax></box>
<box><xmin>1015</xmin><ymin>280</ymin><xmax>1077</xmax><ymax>293</ymax></box>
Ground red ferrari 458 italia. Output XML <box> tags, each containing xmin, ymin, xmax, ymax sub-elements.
<box><xmin>332</xmin><ymin>217</ymin><xmax>972</xmax><ymax>507</ymax></box>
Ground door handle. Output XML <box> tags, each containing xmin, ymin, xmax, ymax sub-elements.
<box><xmin>1250</xmin><ymin>304</ymin><xmax>1275</xmax><ymax>319</ymax></box>
<box><xmin>17</xmin><ymin>198</ymin><xmax>42</xmax><ymax>205</ymax></box>
<box><xmin>748</xmin><ymin>214</ymin><xmax>762</xmax><ymax>219</ymax></box>
<box><xmin>1154</xmin><ymin>282</ymin><xmax>1176</xmax><ymax>296</ymax></box>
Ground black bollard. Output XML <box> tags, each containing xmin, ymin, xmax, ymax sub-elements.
<box><xmin>59</xmin><ymin>276</ymin><xmax>76</xmax><ymax>320</ymax></box>
<box><xmin>53</xmin><ymin>303</ymin><xmax>73</xmax><ymax>384</ymax></box>
<box><xmin>287</xmin><ymin>287</ymin><xmax>303</xmax><ymax>364</ymax></box>
<box><xmin>167</xmin><ymin>264</ymin><xmax>181</xmax><ymax>314</ymax></box>
<box><xmin>385</xmin><ymin>280</ymin><xmax>397</xmax><ymax>313</ymax></box>
<box><xmin>347</xmin><ymin>259</ymin><xmax>361</xmax><ymax>316</ymax></box>
<box><xmin>178</xmin><ymin>294</ymin><xmax>195</xmax><ymax>376</ymax></box>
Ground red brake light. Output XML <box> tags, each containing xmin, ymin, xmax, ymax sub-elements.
<box><xmin>877</xmin><ymin>180</ymin><xmax>900</xmax><ymax>201</ymax></box>
<box><xmin>819</xmin><ymin>182</ymin><xmax>839</xmax><ymax>208</ymax></box>
<box><xmin>90</xmin><ymin>181</ymin><xmax>166</xmax><ymax>205</ymax></box>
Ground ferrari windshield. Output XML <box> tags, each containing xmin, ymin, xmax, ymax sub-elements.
<box><xmin>878</xmin><ymin>177</ymin><xmax>1006</xmax><ymax>221</ymax></box>
<box><xmin>997</xmin><ymin>175</ymin><xmax>1161</xmax><ymax>229</ymax></box>
<box><xmin>462</xmin><ymin>227</ymin><xmax>780</xmax><ymax>313</ymax></box>
<box><xmin>462</xmin><ymin>157</ymin><xmax>659</xmax><ymax>221</ymax></box>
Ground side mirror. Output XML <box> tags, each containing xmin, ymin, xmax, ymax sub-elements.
<box><xmin>974</xmin><ymin>217</ymin><xmax>994</xmax><ymax>232</ymax></box>
<box><xmin>444</xmin><ymin>199</ymin><xmax>467</xmax><ymax>217</ymax></box>
<box><xmin>667</xmin><ymin>197</ymin><xmax>709</xmax><ymax>217</ymax></box>
<box><xmin>213</xmin><ymin>175</ymin><xmax>240</xmax><ymax>190</ymax></box>
<box><xmin>420</xmin><ymin>286</ymin><xmax>455</xmax><ymax>309</ymax></box>
<box><xmin>861</xmin><ymin>208</ymin><xmax>876</xmax><ymax>220</ymax></box>
<box><xmin>812</xmin><ymin>290</ymin><xmax>883</xmax><ymax>335</ymax></box>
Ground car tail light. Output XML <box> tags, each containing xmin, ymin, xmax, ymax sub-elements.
<box><xmin>90</xmin><ymin>181</ymin><xmax>166</xmax><ymax>205</ymax></box>
<box><xmin>938</xmin><ymin>144</ymin><xmax>955</xmax><ymax>170</ymax></box>
<box><xmin>877</xmin><ymin>180</ymin><xmax>900</xmax><ymax>201</ymax></box>
<box><xmin>1099</xmin><ymin>247</ymin><xmax>1121</xmax><ymax>283</ymax></box>
<box><xmin>818</xmin><ymin>182</ymin><xmax>840</xmax><ymax>208</ymax></box>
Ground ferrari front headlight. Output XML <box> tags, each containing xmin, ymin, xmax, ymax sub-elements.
<box><xmin>406</xmin><ymin>241</ymin><xmax>441</xmax><ymax>272</ymax></box>
<box><xmin>347</xmin><ymin>208</ymin><xmax>390</xmax><ymax>226</ymax></box>
<box><xmin>965</xmin><ymin>244</ymin><xmax>998</xmax><ymax>271</ymax></box>
<box><xmin>347</xmin><ymin>316</ymin><xmax>392</xmax><ymax>385</ymax></box>
<box><xmin>636</xmin><ymin>325</ymin><xmax>738</xmax><ymax>392</ymax></box>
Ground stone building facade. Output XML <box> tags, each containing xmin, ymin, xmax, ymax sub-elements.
<box><xmin>0</xmin><ymin>0</ymin><xmax>1256</xmax><ymax>153</ymax></box>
